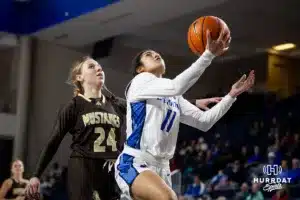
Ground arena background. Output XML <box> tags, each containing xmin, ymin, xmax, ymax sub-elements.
<box><xmin>0</xmin><ymin>0</ymin><xmax>300</xmax><ymax>199</ymax></box>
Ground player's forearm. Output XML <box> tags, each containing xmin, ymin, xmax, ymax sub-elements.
<box><xmin>171</xmin><ymin>50</ymin><xmax>214</xmax><ymax>95</ymax></box>
<box><xmin>193</xmin><ymin>95</ymin><xmax>236</xmax><ymax>131</ymax></box>
<box><xmin>33</xmin><ymin>135</ymin><xmax>62</xmax><ymax>178</ymax></box>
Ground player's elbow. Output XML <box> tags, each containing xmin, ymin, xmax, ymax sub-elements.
<box><xmin>199</xmin><ymin>123</ymin><xmax>213</xmax><ymax>132</ymax></box>
<box><xmin>196</xmin><ymin>118</ymin><xmax>215</xmax><ymax>132</ymax></box>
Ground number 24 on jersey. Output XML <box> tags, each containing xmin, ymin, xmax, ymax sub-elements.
<box><xmin>94</xmin><ymin>127</ymin><xmax>117</xmax><ymax>152</ymax></box>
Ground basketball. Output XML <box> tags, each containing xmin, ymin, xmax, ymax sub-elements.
<box><xmin>187</xmin><ymin>16</ymin><xmax>230</xmax><ymax>55</ymax></box>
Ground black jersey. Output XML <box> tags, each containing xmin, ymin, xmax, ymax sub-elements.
<box><xmin>5</xmin><ymin>178</ymin><xmax>27</xmax><ymax>199</ymax></box>
<box><xmin>34</xmin><ymin>92</ymin><xmax>126</xmax><ymax>178</ymax></box>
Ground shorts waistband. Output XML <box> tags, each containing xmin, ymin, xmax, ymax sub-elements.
<box><xmin>123</xmin><ymin>145</ymin><xmax>170</xmax><ymax>168</ymax></box>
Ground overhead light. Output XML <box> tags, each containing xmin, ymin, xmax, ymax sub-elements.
<box><xmin>272</xmin><ymin>43</ymin><xmax>296</xmax><ymax>51</ymax></box>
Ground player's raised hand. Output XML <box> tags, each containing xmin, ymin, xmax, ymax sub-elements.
<box><xmin>195</xmin><ymin>97</ymin><xmax>222</xmax><ymax>110</ymax></box>
<box><xmin>228</xmin><ymin>70</ymin><xmax>255</xmax><ymax>97</ymax></box>
<box><xmin>206</xmin><ymin>28</ymin><xmax>231</xmax><ymax>56</ymax></box>
<box><xmin>25</xmin><ymin>177</ymin><xmax>40</xmax><ymax>200</ymax></box>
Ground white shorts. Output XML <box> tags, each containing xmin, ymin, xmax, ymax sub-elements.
<box><xmin>115</xmin><ymin>146</ymin><xmax>171</xmax><ymax>200</ymax></box>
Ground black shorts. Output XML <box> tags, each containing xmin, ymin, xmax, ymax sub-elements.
<box><xmin>67</xmin><ymin>156</ymin><xmax>119</xmax><ymax>200</ymax></box>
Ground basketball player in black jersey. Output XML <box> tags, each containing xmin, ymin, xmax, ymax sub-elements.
<box><xmin>0</xmin><ymin>160</ymin><xmax>29</xmax><ymax>200</ymax></box>
<box><xmin>24</xmin><ymin>55</ymin><xmax>224</xmax><ymax>200</ymax></box>
<box><xmin>25</xmin><ymin>56</ymin><xmax>127</xmax><ymax>200</ymax></box>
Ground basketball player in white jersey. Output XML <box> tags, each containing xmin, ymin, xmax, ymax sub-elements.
<box><xmin>115</xmin><ymin>30</ymin><xmax>255</xmax><ymax>200</ymax></box>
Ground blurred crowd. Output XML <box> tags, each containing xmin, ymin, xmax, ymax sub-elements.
<box><xmin>172</xmin><ymin>92</ymin><xmax>300</xmax><ymax>200</ymax></box>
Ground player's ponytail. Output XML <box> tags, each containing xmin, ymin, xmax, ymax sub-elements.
<box><xmin>131</xmin><ymin>50</ymin><xmax>146</xmax><ymax>76</ymax></box>
<box><xmin>73</xmin><ymin>81</ymin><xmax>84</xmax><ymax>96</ymax></box>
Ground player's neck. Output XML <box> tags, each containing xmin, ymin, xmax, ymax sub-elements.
<box><xmin>83</xmin><ymin>87</ymin><xmax>102</xmax><ymax>99</ymax></box>
<box><xmin>12</xmin><ymin>174</ymin><xmax>22</xmax><ymax>182</ymax></box>
<box><xmin>150</xmin><ymin>71</ymin><xmax>162</xmax><ymax>78</ymax></box>
<box><xmin>149</xmin><ymin>69</ymin><xmax>163</xmax><ymax>78</ymax></box>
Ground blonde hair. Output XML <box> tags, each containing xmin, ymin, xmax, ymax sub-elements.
<box><xmin>68</xmin><ymin>56</ymin><xmax>90</xmax><ymax>96</ymax></box>
<box><xmin>11</xmin><ymin>159</ymin><xmax>23</xmax><ymax>168</ymax></box>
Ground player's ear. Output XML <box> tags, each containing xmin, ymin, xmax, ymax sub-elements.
<box><xmin>136</xmin><ymin>66</ymin><xmax>145</xmax><ymax>74</ymax></box>
<box><xmin>76</xmin><ymin>74</ymin><xmax>83</xmax><ymax>82</ymax></box>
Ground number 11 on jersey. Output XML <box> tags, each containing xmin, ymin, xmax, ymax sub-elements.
<box><xmin>161</xmin><ymin>109</ymin><xmax>177</xmax><ymax>133</ymax></box>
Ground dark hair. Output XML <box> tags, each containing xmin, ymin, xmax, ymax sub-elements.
<box><xmin>131</xmin><ymin>50</ymin><xmax>147</xmax><ymax>76</ymax></box>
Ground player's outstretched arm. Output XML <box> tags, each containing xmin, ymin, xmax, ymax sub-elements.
<box><xmin>180</xmin><ymin>71</ymin><xmax>255</xmax><ymax>132</ymax></box>
<box><xmin>25</xmin><ymin>100</ymin><xmax>77</xmax><ymax>198</ymax></box>
<box><xmin>189</xmin><ymin>97</ymin><xmax>222</xmax><ymax>110</ymax></box>
<box><xmin>112</xmin><ymin>95</ymin><xmax>219</xmax><ymax>112</ymax></box>
<box><xmin>128</xmin><ymin>31</ymin><xmax>231</xmax><ymax>101</ymax></box>
<box><xmin>33</xmin><ymin>100</ymin><xmax>76</xmax><ymax>178</ymax></box>
<box><xmin>129</xmin><ymin>51</ymin><xmax>213</xmax><ymax>100</ymax></box>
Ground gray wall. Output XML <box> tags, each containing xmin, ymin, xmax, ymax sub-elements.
<box><xmin>0</xmin><ymin>114</ymin><xmax>16</xmax><ymax>137</ymax></box>
<box><xmin>0</xmin><ymin>47</ymin><xmax>17</xmax><ymax>113</ymax></box>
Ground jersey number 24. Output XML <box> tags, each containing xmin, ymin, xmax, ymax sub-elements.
<box><xmin>94</xmin><ymin>127</ymin><xmax>117</xmax><ymax>152</ymax></box>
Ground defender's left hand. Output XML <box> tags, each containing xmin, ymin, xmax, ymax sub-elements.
<box><xmin>195</xmin><ymin>97</ymin><xmax>222</xmax><ymax>110</ymax></box>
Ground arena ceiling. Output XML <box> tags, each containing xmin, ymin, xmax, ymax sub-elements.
<box><xmin>34</xmin><ymin>0</ymin><xmax>300</xmax><ymax>60</ymax></box>
<box><xmin>0</xmin><ymin>0</ymin><xmax>300</xmax><ymax>60</ymax></box>
<box><xmin>33</xmin><ymin>0</ymin><xmax>225</xmax><ymax>46</ymax></box>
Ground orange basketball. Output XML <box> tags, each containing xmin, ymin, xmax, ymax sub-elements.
<box><xmin>187</xmin><ymin>16</ymin><xmax>230</xmax><ymax>55</ymax></box>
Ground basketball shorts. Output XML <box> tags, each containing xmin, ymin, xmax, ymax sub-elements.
<box><xmin>68</xmin><ymin>155</ymin><xmax>119</xmax><ymax>200</ymax></box>
<box><xmin>114</xmin><ymin>146</ymin><xmax>171</xmax><ymax>199</ymax></box>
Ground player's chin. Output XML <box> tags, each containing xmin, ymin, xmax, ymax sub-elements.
<box><xmin>97</xmin><ymin>80</ymin><xmax>104</xmax><ymax>87</ymax></box>
<box><xmin>153</xmin><ymin>64</ymin><xmax>165</xmax><ymax>73</ymax></box>
<box><xmin>96</xmin><ymin>76</ymin><xmax>104</xmax><ymax>82</ymax></box>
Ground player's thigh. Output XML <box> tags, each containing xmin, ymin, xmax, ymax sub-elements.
<box><xmin>131</xmin><ymin>170</ymin><xmax>177</xmax><ymax>200</ymax></box>
<box><xmin>115</xmin><ymin>154</ymin><xmax>176</xmax><ymax>200</ymax></box>
<box><xmin>94</xmin><ymin>163</ymin><xmax>119</xmax><ymax>200</ymax></box>
<box><xmin>67</xmin><ymin>157</ymin><xmax>93</xmax><ymax>200</ymax></box>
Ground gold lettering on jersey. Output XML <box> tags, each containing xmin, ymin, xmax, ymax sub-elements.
<box><xmin>82</xmin><ymin>112</ymin><xmax>120</xmax><ymax>128</ymax></box>
<box><xmin>13</xmin><ymin>188</ymin><xmax>25</xmax><ymax>195</ymax></box>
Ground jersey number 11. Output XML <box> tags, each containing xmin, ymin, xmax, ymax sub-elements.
<box><xmin>161</xmin><ymin>109</ymin><xmax>177</xmax><ymax>133</ymax></box>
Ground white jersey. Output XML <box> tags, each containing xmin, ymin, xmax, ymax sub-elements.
<box><xmin>124</xmin><ymin>50</ymin><xmax>236</xmax><ymax>160</ymax></box>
